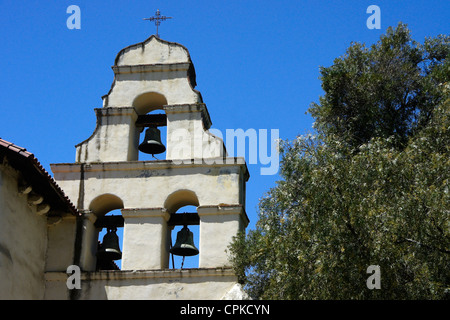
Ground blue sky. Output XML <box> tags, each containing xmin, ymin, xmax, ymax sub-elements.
<box><xmin>1</xmin><ymin>1</ymin><xmax>449</xmax><ymax>268</ymax></box>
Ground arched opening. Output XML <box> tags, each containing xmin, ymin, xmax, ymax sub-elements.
<box><xmin>89</xmin><ymin>194</ymin><xmax>124</xmax><ymax>270</ymax></box>
<box><xmin>89</xmin><ymin>194</ymin><xmax>124</xmax><ymax>217</ymax></box>
<box><xmin>132</xmin><ymin>92</ymin><xmax>167</xmax><ymax>115</ymax></box>
<box><xmin>169</xmin><ymin>205</ymin><xmax>200</xmax><ymax>269</ymax></box>
<box><xmin>164</xmin><ymin>190</ymin><xmax>200</xmax><ymax>269</ymax></box>
<box><xmin>133</xmin><ymin>92</ymin><xmax>168</xmax><ymax>161</ymax></box>
<box><xmin>164</xmin><ymin>189</ymin><xmax>199</xmax><ymax>213</ymax></box>
<box><xmin>96</xmin><ymin>209</ymin><xmax>124</xmax><ymax>270</ymax></box>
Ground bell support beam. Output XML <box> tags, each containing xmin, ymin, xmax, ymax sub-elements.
<box><xmin>167</xmin><ymin>212</ymin><xmax>199</xmax><ymax>226</ymax></box>
<box><xmin>135</xmin><ymin>114</ymin><xmax>167</xmax><ymax>127</ymax></box>
<box><xmin>94</xmin><ymin>215</ymin><xmax>125</xmax><ymax>229</ymax></box>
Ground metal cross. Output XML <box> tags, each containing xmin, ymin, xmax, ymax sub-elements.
<box><xmin>143</xmin><ymin>9</ymin><xmax>172</xmax><ymax>38</ymax></box>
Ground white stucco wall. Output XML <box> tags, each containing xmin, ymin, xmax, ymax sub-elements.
<box><xmin>116</xmin><ymin>36</ymin><xmax>190</xmax><ymax>66</ymax></box>
<box><xmin>51</xmin><ymin>160</ymin><xmax>247</xmax><ymax>212</ymax></box>
<box><xmin>103</xmin><ymin>36</ymin><xmax>202</xmax><ymax>109</ymax></box>
<box><xmin>0</xmin><ymin>164</ymin><xmax>47</xmax><ymax>299</ymax></box>
<box><xmin>45</xmin><ymin>215</ymin><xmax>78</xmax><ymax>272</ymax></box>
<box><xmin>45</xmin><ymin>268</ymin><xmax>242</xmax><ymax>300</ymax></box>
<box><xmin>106</xmin><ymin>68</ymin><xmax>201</xmax><ymax>108</ymax></box>
<box><xmin>75</xmin><ymin>107</ymin><xmax>140</xmax><ymax>163</ymax></box>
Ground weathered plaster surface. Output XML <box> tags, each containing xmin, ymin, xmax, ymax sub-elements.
<box><xmin>0</xmin><ymin>164</ymin><xmax>47</xmax><ymax>299</ymax></box>
<box><xmin>45</xmin><ymin>268</ymin><xmax>244</xmax><ymax>300</ymax></box>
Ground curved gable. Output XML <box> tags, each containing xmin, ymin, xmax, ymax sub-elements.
<box><xmin>114</xmin><ymin>35</ymin><xmax>192</xmax><ymax>66</ymax></box>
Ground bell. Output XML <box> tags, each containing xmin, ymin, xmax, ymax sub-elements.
<box><xmin>138</xmin><ymin>127</ymin><xmax>166</xmax><ymax>155</ymax></box>
<box><xmin>97</xmin><ymin>228</ymin><xmax>122</xmax><ymax>261</ymax></box>
<box><xmin>170</xmin><ymin>226</ymin><xmax>199</xmax><ymax>257</ymax></box>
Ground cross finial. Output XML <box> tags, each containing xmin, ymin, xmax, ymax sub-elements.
<box><xmin>143</xmin><ymin>9</ymin><xmax>172</xmax><ymax>38</ymax></box>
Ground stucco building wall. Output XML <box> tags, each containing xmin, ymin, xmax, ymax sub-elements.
<box><xmin>0</xmin><ymin>164</ymin><xmax>47</xmax><ymax>299</ymax></box>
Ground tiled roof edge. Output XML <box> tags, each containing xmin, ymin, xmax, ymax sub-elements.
<box><xmin>0</xmin><ymin>138</ymin><xmax>81</xmax><ymax>217</ymax></box>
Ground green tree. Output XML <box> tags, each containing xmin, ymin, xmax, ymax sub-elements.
<box><xmin>228</xmin><ymin>24</ymin><xmax>450</xmax><ymax>300</ymax></box>
<box><xmin>309</xmin><ymin>23</ymin><xmax>450</xmax><ymax>150</ymax></box>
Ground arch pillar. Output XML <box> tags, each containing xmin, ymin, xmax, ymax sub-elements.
<box><xmin>78</xmin><ymin>210</ymin><xmax>99</xmax><ymax>271</ymax></box>
<box><xmin>75</xmin><ymin>107</ymin><xmax>140</xmax><ymax>163</ymax></box>
<box><xmin>197</xmin><ymin>205</ymin><xmax>248</xmax><ymax>268</ymax></box>
<box><xmin>121</xmin><ymin>208</ymin><xmax>170</xmax><ymax>270</ymax></box>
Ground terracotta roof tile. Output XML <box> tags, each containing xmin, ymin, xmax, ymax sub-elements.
<box><xmin>0</xmin><ymin>137</ymin><xmax>81</xmax><ymax>216</ymax></box>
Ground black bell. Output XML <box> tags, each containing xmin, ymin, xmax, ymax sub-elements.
<box><xmin>170</xmin><ymin>226</ymin><xmax>199</xmax><ymax>257</ymax></box>
<box><xmin>97</xmin><ymin>228</ymin><xmax>122</xmax><ymax>261</ymax></box>
<box><xmin>138</xmin><ymin>127</ymin><xmax>166</xmax><ymax>155</ymax></box>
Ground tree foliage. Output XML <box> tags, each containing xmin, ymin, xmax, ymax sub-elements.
<box><xmin>309</xmin><ymin>23</ymin><xmax>450</xmax><ymax>150</ymax></box>
<box><xmin>228</xmin><ymin>24</ymin><xmax>450</xmax><ymax>299</ymax></box>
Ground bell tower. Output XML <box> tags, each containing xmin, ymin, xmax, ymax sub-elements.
<box><xmin>49</xmin><ymin>36</ymin><xmax>249</xmax><ymax>299</ymax></box>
